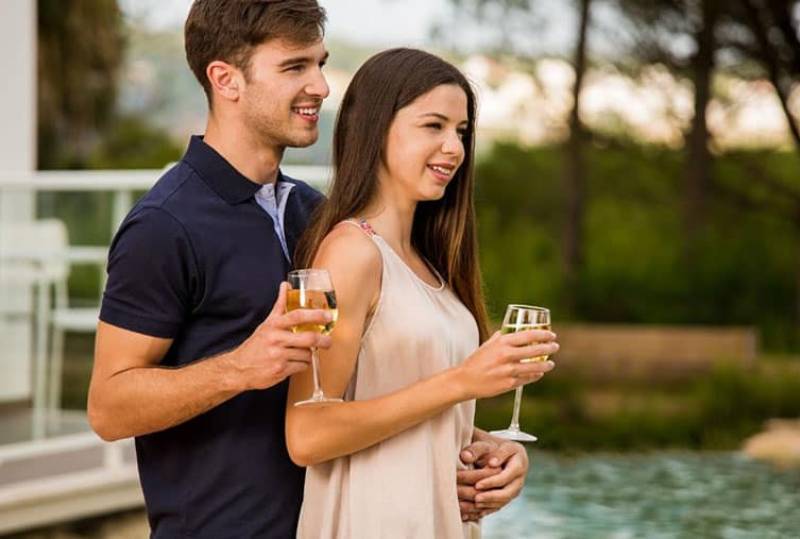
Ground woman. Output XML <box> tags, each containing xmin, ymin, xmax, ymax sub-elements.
<box><xmin>286</xmin><ymin>48</ymin><xmax>558</xmax><ymax>538</ymax></box>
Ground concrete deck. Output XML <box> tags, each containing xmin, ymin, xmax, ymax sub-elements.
<box><xmin>0</xmin><ymin>408</ymin><xmax>142</xmax><ymax>535</ymax></box>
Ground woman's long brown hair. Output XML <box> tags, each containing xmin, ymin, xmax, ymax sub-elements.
<box><xmin>295</xmin><ymin>48</ymin><xmax>489</xmax><ymax>342</ymax></box>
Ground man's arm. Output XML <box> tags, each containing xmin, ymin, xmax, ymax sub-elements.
<box><xmin>457</xmin><ymin>428</ymin><xmax>530</xmax><ymax>521</ymax></box>
<box><xmin>88</xmin><ymin>283</ymin><xmax>332</xmax><ymax>441</ymax></box>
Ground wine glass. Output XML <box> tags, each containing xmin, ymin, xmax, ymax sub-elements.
<box><xmin>287</xmin><ymin>269</ymin><xmax>342</xmax><ymax>406</ymax></box>
<box><xmin>490</xmin><ymin>304</ymin><xmax>551</xmax><ymax>442</ymax></box>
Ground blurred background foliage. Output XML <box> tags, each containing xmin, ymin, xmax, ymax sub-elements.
<box><xmin>475</xmin><ymin>142</ymin><xmax>800</xmax><ymax>351</ymax></box>
<box><xmin>445</xmin><ymin>0</ymin><xmax>800</xmax><ymax>354</ymax></box>
<box><xmin>37</xmin><ymin>0</ymin><xmax>183</xmax><ymax>170</ymax></box>
<box><xmin>478</xmin><ymin>361</ymin><xmax>800</xmax><ymax>450</ymax></box>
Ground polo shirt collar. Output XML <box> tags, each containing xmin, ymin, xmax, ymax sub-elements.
<box><xmin>183</xmin><ymin>135</ymin><xmax>288</xmax><ymax>205</ymax></box>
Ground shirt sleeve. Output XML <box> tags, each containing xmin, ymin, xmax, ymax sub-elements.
<box><xmin>99</xmin><ymin>206</ymin><xmax>199</xmax><ymax>338</ymax></box>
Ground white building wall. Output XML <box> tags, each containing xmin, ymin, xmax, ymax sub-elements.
<box><xmin>0</xmin><ymin>0</ymin><xmax>37</xmax><ymax>187</ymax></box>
<box><xmin>0</xmin><ymin>0</ymin><xmax>37</xmax><ymax>402</ymax></box>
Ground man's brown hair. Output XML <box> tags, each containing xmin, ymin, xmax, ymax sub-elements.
<box><xmin>185</xmin><ymin>0</ymin><xmax>326</xmax><ymax>105</ymax></box>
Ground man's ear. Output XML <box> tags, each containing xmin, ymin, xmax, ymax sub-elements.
<box><xmin>206</xmin><ymin>60</ymin><xmax>242</xmax><ymax>103</ymax></box>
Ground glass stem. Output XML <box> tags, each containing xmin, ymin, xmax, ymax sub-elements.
<box><xmin>508</xmin><ymin>386</ymin><xmax>524</xmax><ymax>431</ymax></box>
<box><xmin>311</xmin><ymin>347</ymin><xmax>324</xmax><ymax>401</ymax></box>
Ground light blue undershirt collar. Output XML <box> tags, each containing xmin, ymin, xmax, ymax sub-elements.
<box><xmin>254</xmin><ymin>178</ymin><xmax>295</xmax><ymax>262</ymax></box>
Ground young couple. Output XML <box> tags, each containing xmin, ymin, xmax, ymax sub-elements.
<box><xmin>88</xmin><ymin>1</ymin><xmax>558</xmax><ymax>537</ymax></box>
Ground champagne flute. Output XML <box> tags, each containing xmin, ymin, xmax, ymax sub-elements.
<box><xmin>287</xmin><ymin>269</ymin><xmax>342</xmax><ymax>406</ymax></box>
<box><xmin>490</xmin><ymin>304</ymin><xmax>551</xmax><ymax>442</ymax></box>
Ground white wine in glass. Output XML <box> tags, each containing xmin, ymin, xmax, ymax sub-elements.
<box><xmin>287</xmin><ymin>269</ymin><xmax>342</xmax><ymax>407</ymax></box>
<box><xmin>490</xmin><ymin>304</ymin><xmax>551</xmax><ymax>442</ymax></box>
<box><xmin>286</xmin><ymin>289</ymin><xmax>338</xmax><ymax>335</ymax></box>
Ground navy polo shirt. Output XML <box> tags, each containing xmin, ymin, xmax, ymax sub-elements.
<box><xmin>100</xmin><ymin>136</ymin><xmax>323</xmax><ymax>538</ymax></box>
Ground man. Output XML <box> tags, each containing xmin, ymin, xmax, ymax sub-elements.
<box><xmin>88</xmin><ymin>1</ymin><xmax>528</xmax><ymax>536</ymax></box>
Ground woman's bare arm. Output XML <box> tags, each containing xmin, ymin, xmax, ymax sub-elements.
<box><xmin>285</xmin><ymin>226</ymin><xmax>557</xmax><ymax>466</ymax></box>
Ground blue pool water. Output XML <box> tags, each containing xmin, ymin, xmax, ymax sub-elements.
<box><xmin>482</xmin><ymin>451</ymin><xmax>800</xmax><ymax>538</ymax></box>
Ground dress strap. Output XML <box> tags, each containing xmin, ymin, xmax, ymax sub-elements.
<box><xmin>338</xmin><ymin>218</ymin><xmax>378</xmax><ymax>237</ymax></box>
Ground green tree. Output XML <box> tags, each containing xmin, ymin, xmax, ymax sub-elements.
<box><xmin>442</xmin><ymin>0</ymin><xmax>595</xmax><ymax>317</ymax></box>
<box><xmin>563</xmin><ymin>0</ymin><xmax>592</xmax><ymax>315</ymax></box>
<box><xmin>739</xmin><ymin>0</ymin><xmax>800</xmax><ymax>148</ymax></box>
<box><xmin>616</xmin><ymin>4</ymin><xmax>796</xmax><ymax>219</ymax></box>
<box><xmin>37</xmin><ymin>0</ymin><xmax>125</xmax><ymax>169</ymax></box>
<box><xmin>740</xmin><ymin>0</ymin><xmax>800</xmax><ymax>331</ymax></box>
<box><xmin>614</xmin><ymin>0</ymin><xmax>730</xmax><ymax>242</ymax></box>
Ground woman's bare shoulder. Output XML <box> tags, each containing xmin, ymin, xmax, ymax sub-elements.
<box><xmin>314</xmin><ymin>223</ymin><xmax>382</xmax><ymax>279</ymax></box>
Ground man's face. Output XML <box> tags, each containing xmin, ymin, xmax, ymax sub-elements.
<box><xmin>240</xmin><ymin>38</ymin><xmax>330</xmax><ymax>149</ymax></box>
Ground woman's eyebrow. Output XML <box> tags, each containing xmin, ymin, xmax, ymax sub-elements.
<box><xmin>418</xmin><ymin>112</ymin><xmax>468</xmax><ymax>125</ymax></box>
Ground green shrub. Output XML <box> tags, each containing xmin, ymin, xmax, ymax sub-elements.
<box><xmin>475</xmin><ymin>361</ymin><xmax>800</xmax><ymax>450</ymax></box>
<box><xmin>475</xmin><ymin>142</ymin><xmax>800</xmax><ymax>351</ymax></box>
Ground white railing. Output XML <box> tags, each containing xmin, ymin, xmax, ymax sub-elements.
<box><xmin>0</xmin><ymin>165</ymin><xmax>331</xmax><ymax>236</ymax></box>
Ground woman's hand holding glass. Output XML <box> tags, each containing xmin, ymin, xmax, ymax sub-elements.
<box><xmin>489</xmin><ymin>305</ymin><xmax>553</xmax><ymax>442</ymax></box>
<box><xmin>453</xmin><ymin>324</ymin><xmax>558</xmax><ymax>401</ymax></box>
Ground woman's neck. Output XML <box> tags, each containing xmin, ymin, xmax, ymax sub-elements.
<box><xmin>362</xmin><ymin>189</ymin><xmax>417</xmax><ymax>256</ymax></box>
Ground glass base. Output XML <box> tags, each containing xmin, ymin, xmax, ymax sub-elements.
<box><xmin>490</xmin><ymin>428</ymin><xmax>538</xmax><ymax>442</ymax></box>
<box><xmin>294</xmin><ymin>396</ymin><xmax>343</xmax><ymax>407</ymax></box>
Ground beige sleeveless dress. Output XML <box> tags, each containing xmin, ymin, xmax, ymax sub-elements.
<box><xmin>296</xmin><ymin>220</ymin><xmax>481</xmax><ymax>539</ymax></box>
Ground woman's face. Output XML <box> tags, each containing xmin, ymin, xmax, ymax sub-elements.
<box><xmin>379</xmin><ymin>84</ymin><xmax>469</xmax><ymax>203</ymax></box>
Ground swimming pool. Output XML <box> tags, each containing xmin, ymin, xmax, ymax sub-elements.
<box><xmin>483</xmin><ymin>451</ymin><xmax>800</xmax><ymax>538</ymax></box>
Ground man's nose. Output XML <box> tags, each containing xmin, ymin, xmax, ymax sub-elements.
<box><xmin>306</xmin><ymin>69</ymin><xmax>330</xmax><ymax>99</ymax></box>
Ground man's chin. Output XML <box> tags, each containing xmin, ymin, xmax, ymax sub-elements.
<box><xmin>285</xmin><ymin>130</ymin><xmax>319</xmax><ymax>149</ymax></box>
